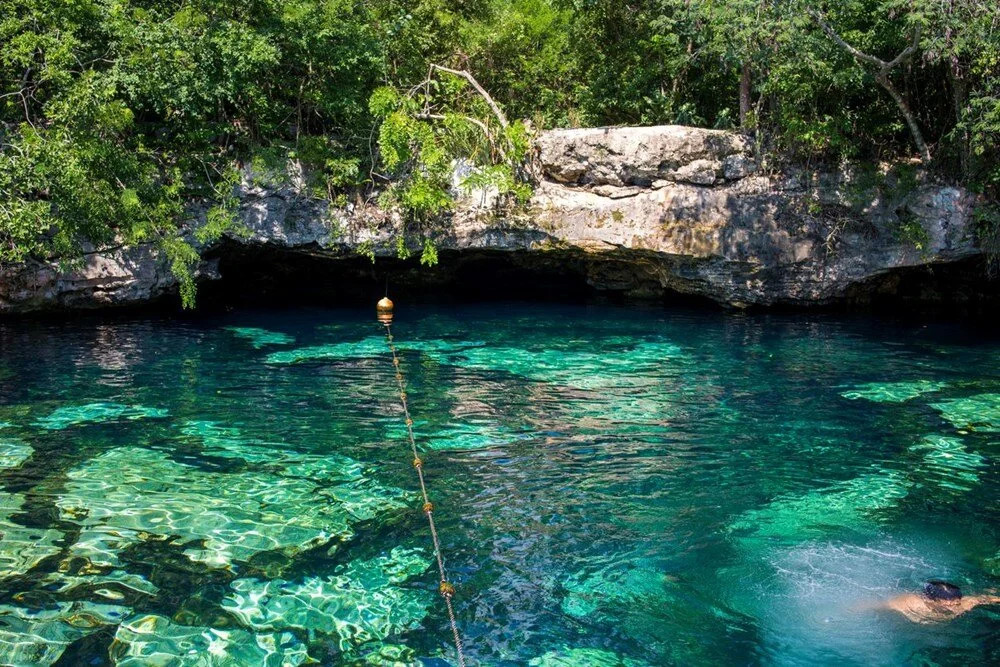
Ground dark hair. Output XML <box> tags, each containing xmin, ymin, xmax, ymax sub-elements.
<box><xmin>924</xmin><ymin>580</ymin><xmax>962</xmax><ymax>601</ymax></box>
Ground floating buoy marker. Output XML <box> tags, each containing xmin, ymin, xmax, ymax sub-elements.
<box><xmin>376</xmin><ymin>296</ymin><xmax>394</xmax><ymax>325</ymax></box>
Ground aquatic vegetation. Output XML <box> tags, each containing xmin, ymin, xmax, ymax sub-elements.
<box><xmin>931</xmin><ymin>393</ymin><xmax>1000</xmax><ymax>432</ymax></box>
<box><xmin>0</xmin><ymin>493</ymin><xmax>63</xmax><ymax>577</ymax></box>
<box><xmin>530</xmin><ymin>647</ymin><xmax>649</xmax><ymax>666</ymax></box>
<box><xmin>223</xmin><ymin>547</ymin><xmax>432</xmax><ymax>651</ymax></box>
<box><xmin>57</xmin><ymin>447</ymin><xmax>408</xmax><ymax>569</ymax></box>
<box><xmin>224</xmin><ymin>326</ymin><xmax>295</xmax><ymax>348</ymax></box>
<box><xmin>728</xmin><ymin>470</ymin><xmax>912</xmax><ymax>542</ymax></box>
<box><xmin>911</xmin><ymin>435</ymin><xmax>985</xmax><ymax>491</ymax></box>
<box><xmin>0</xmin><ymin>438</ymin><xmax>31</xmax><ymax>468</ymax></box>
<box><xmin>840</xmin><ymin>380</ymin><xmax>947</xmax><ymax>403</ymax></box>
<box><xmin>34</xmin><ymin>402</ymin><xmax>168</xmax><ymax>429</ymax></box>
<box><xmin>109</xmin><ymin>614</ymin><xmax>308</xmax><ymax>666</ymax></box>
<box><xmin>0</xmin><ymin>421</ymin><xmax>11</xmax><ymax>429</ymax></box>
<box><xmin>0</xmin><ymin>601</ymin><xmax>129</xmax><ymax>665</ymax></box>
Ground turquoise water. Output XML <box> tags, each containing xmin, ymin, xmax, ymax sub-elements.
<box><xmin>1</xmin><ymin>303</ymin><xmax>999</xmax><ymax>665</ymax></box>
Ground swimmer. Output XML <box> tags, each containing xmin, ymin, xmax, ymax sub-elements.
<box><xmin>876</xmin><ymin>581</ymin><xmax>1000</xmax><ymax>623</ymax></box>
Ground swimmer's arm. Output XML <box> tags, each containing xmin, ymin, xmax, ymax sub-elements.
<box><xmin>851</xmin><ymin>595</ymin><xmax>903</xmax><ymax>612</ymax></box>
<box><xmin>969</xmin><ymin>595</ymin><xmax>1000</xmax><ymax>606</ymax></box>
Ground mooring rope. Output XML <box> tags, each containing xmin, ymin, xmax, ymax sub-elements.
<box><xmin>379</xmin><ymin>299</ymin><xmax>467</xmax><ymax>667</ymax></box>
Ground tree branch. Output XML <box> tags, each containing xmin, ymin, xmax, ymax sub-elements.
<box><xmin>810</xmin><ymin>9</ymin><xmax>887</xmax><ymax>68</ymax></box>
<box><xmin>429</xmin><ymin>64</ymin><xmax>509</xmax><ymax>129</ymax></box>
<box><xmin>810</xmin><ymin>8</ymin><xmax>931</xmax><ymax>162</ymax></box>
<box><xmin>415</xmin><ymin>112</ymin><xmax>491</xmax><ymax>137</ymax></box>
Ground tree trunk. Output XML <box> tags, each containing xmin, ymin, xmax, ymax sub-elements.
<box><xmin>875</xmin><ymin>73</ymin><xmax>933</xmax><ymax>163</ymax></box>
<box><xmin>740</xmin><ymin>61</ymin><xmax>752</xmax><ymax>128</ymax></box>
<box><xmin>811</xmin><ymin>10</ymin><xmax>932</xmax><ymax>163</ymax></box>
<box><xmin>949</xmin><ymin>69</ymin><xmax>969</xmax><ymax>178</ymax></box>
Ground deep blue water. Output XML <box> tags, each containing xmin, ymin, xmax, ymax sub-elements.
<box><xmin>1</xmin><ymin>303</ymin><xmax>999</xmax><ymax>666</ymax></box>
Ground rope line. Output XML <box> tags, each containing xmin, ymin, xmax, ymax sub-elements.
<box><xmin>383</xmin><ymin>323</ymin><xmax>467</xmax><ymax>667</ymax></box>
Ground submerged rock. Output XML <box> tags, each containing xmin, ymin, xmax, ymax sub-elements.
<box><xmin>222</xmin><ymin>547</ymin><xmax>432</xmax><ymax>651</ymax></box>
<box><xmin>728</xmin><ymin>470</ymin><xmax>912</xmax><ymax>543</ymax></box>
<box><xmin>56</xmin><ymin>446</ymin><xmax>408</xmax><ymax>570</ymax></box>
<box><xmin>34</xmin><ymin>402</ymin><xmax>168</xmax><ymax>430</ymax></box>
<box><xmin>0</xmin><ymin>600</ymin><xmax>130</xmax><ymax>665</ymax></box>
<box><xmin>224</xmin><ymin>326</ymin><xmax>295</xmax><ymax>348</ymax></box>
<box><xmin>385</xmin><ymin>419</ymin><xmax>524</xmax><ymax>452</ymax></box>
<box><xmin>264</xmin><ymin>337</ymin><xmax>470</xmax><ymax>365</ymax></box>
<box><xmin>0</xmin><ymin>493</ymin><xmax>63</xmax><ymax>577</ymax></box>
<box><xmin>561</xmin><ymin>565</ymin><xmax>671</xmax><ymax>620</ymax></box>
<box><xmin>931</xmin><ymin>393</ymin><xmax>1000</xmax><ymax>432</ymax></box>
<box><xmin>36</xmin><ymin>570</ymin><xmax>159</xmax><ymax>601</ymax></box>
<box><xmin>109</xmin><ymin>613</ymin><xmax>308</xmax><ymax>666</ymax></box>
<box><xmin>840</xmin><ymin>380</ymin><xmax>947</xmax><ymax>403</ymax></box>
<box><xmin>529</xmin><ymin>647</ymin><xmax>650</xmax><ymax>667</ymax></box>
<box><xmin>353</xmin><ymin>643</ymin><xmax>424</xmax><ymax>666</ymax></box>
<box><xmin>910</xmin><ymin>435</ymin><xmax>985</xmax><ymax>492</ymax></box>
<box><xmin>447</xmin><ymin>341</ymin><xmax>686</xmax><ymax>390</ymax></box>
<box><xmin>0</xmin><ymin>438</ymin><xmax>31</xmax><ymax>469</ymax></box>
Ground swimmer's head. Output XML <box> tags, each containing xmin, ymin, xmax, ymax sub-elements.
<box><xmin>923</xmin><ymin>580</ymin><xmax>962</xmax><ymax>602</ymax></box>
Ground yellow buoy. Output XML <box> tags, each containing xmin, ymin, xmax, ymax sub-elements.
<box><xmin>376</xmin><ymin>296</ymin><xmax>394</xmax><ymax>324</ymax></box>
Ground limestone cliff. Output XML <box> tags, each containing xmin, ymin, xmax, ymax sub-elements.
<box><xmin>0</xmin><ymin>125</ymin><xmax>985</xmax><ymax>312</ymax></box>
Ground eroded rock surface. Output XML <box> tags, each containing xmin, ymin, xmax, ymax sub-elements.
<box><xmin>0</xmin><ymin>125</ymin><xmax>985</xmax><ymax>312</ymax></box>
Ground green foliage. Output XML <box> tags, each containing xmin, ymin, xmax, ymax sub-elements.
<box><xmin>892</xmin><ymin>211</ymin><xmax>931</xmax><ymax>252</ymax></box>
<box><xmin>369</xmin><ymin>65</ymin><xmax>535</xmax><ymax>252</ymax></box>
<box><xmin>3</xmin><ymin>0</ymin><xmax>999</xmax><ymax>303</ymax></box>
<box><xmin>357</xmin><ymin>239</ymin><xmax>376</xmax><ymax>264</ymax></box>
<box><xmin>1</xmin><ymin>0</ymin><xmax>384</xmax><ymax>306</ymax></box>
<box><xmin>420</xmin><ymin>237</ymin><xmax>439</xmax><ymax>267</ymax></box>
<box><xmin>972</xmin><ymin>204</ymin><xmax>1000</xmax><ymax>272</ymax></box>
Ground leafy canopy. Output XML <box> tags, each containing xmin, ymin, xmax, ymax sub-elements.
<box><xmin>2</xmin><ymin>0</ymin><xmax>998</xmax><ymax>306</ymax></box>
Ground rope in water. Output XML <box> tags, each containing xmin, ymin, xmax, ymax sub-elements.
<box><xmin>379</xmin><ymin>300</ymin><xmax>467</xmax><ymax>667</ymax></box>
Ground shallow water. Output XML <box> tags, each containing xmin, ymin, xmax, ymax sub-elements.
<box><xmin>1</xmin><ymin>303</ymin><xmax>999</xmax><ymax>665</ymax></box>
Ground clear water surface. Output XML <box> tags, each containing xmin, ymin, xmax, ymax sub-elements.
<box><xmin>1</xmin><ymin>303</ymin><xmax>998</xmax><ymax>665</ymax></box>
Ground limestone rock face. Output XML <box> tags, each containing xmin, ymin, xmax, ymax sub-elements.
<box><xmin>515</xmin><ymin>155</ymin><xmax>979</xmax><ymax>305</ymax></box>
<box><xmin>0</xmin><ymin>244</ymin><xmax>219</xmax><ymax>313</ymax></box>
<box><xmin>535</xmin><ymin>125</ymin><xmax>753</xmax><ymax>187</ymax></box>
<box><xmin>0</xmin><ymin>125</ymin><xmax>984</xmax><ymax>313</ymax></box>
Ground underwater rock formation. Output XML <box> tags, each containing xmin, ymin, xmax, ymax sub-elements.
<box><xmin>109</xmin><ymin>613</ymin><xmax>309</xmax><ymax>666</ymax></box>
<box><xmin>222</xmin><ymin>547</ymin><xmax>432</xmax><ymax>651</ymax></box>
<box><xmin>0</xmin><ymin>125</ymin><xmax>985</xmax><ymax>312</ymax></box>
<box><xmin>0</xmin><ymin>492</ymin><xmax>63</xmax><ymax>577</ymax></box>
<box><xmin>840</xmin><ymin>380</ymin><xmax>948</xmax><ymax>403</ymax></box>
<box><xmin>34</xmin><ymin>402</ymin><xmax>169</xmax><ymax>430</ymax></box>
<box><xmin>0</xmin><ymin>601</ymin><xmax>131</xmax><ymax>664</ymax></box>
<box><xmin>931</xmin><ymin>393</ymin><xmax>1000</xmax><ymax>432</ymax></box>
<box><xmin>529</xmin><ymin>646</ymin><xmax>652</xmax><ymax>666</ymax></box>
<box><xmin>0</xmin><ymin>437</ymin><xmax>31</xmax><ymax>468</ymax></box>
<box><xmin>224</xmin><ymin>326</ymin><xmax>295</xmax><ymax>348</ymax></box>
<box><xmin>56</xmin><ymin>445</ymin><xmax>408</xmax><ymax>570</ymax></box>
